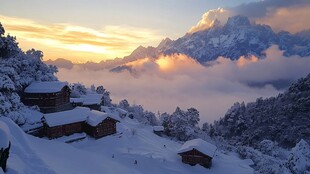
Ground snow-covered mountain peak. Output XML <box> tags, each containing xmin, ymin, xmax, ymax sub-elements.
<box><xmin>225</xmin><ymin>15</ymin><xmax>251</xmax><ymax>28</ymax></box>
<box><xmin>211</xmin><ymin>19</ymin><xmax>222</xmax><ymax>28</ymax></box>
<box><xmin>157</xmin><ymin>37</ymin><xmax>173</xmax><ymax>51</ymax></box>
<box><xmin>157</xmin><ymin>15</ymin><xmax>309</xmax><ymax>63</ymax></box>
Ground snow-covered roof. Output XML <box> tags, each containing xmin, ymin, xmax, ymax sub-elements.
<box><xmin>86</xmin><ymin>110</ymin><xmax>110</xmax><ymax>127</ymax></box>
<box><xmin>178</xmin><ymin>138</ymin><xmax>217</xmax><ymax>157</ymax></box>
<box><xmin>101</xmin><ymin>106</ymin><xmax>119</xmax><ymax>116</ymax></box>
<box><xmin>153</xmin><ymin>126</ymin><xmax>164</xmax><ymax>131</ymax></box>
<box><xmin>43</xmin><ymin>107</ymin><xmax>90</xmax><ymax>127</ymax></box>
<box><xmin>24</xmin><ymin>81</ymin><xmax>68</xmax><ymax>93</ymax></box>
<box><xmin>0</xmin><ymin>121</ymin><xmax>10</xmax><ymax>148</ymax></box>
<box><xmin>82</xmin><ymin>94</ymin><xmax>102</xmax><ymax>105</ymax></box>
<box><xmin>116</xmin><ymin>108</ymin><xmax>128</xmax><ymax>115</ymax></box>
<box><xmin>70</xmin><ymin>98</ymin><xmax>84</xmax><ymax>103</ymax></box>
<box><xmin>87</xmin><ymin>110</ymin><xmax>119</xmax><ymax>127</ymax></box>
<box><xmin>101</xmin><ymin>106</ymin><xmax>110</xmax><ymax>112</ymax></box>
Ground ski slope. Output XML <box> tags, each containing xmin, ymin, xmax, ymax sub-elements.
<box><xmin>1</xmin><ymin>116</ymin><xmax>254</xmax><ymax>174</ymax></box>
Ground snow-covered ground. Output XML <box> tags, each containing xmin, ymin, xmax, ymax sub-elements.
<box><xmin>1</xmin><ymin>116</ymin><xmax>254</xmax><ymax>174</ymax></box>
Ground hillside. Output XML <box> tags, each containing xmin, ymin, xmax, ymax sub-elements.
<box><xmin>1</xmin><ymin>116</ymin><xmax>254</xmax><ymax>174</ymax></box>
<box><xmin>212</xmin><ymin>73</ymin><xmax>310</xmax><ymax>148</ymax></box>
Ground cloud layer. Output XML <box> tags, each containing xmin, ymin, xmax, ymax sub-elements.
<box><xmin>55</xmin><ymin>46</ymin><xmax>310</xmax><ymax>124</ymax></box>
<box><xmin>0</xmin><ymin>15</ymin><xmax>163</xmax><ymax>63</ymax></box>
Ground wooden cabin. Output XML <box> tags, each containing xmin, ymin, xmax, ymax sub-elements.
<box><xmin>42</xmin><ymin>107</ymin><xmax>90</xmax><ymax>139</ymax></box>
<box><xmin>70</xmin><ymin>94</ymin><xmax>103</xmax><ymax>111</ymax></box>
<box><xmin>23</xmin><ymin>81</ymin><xmax>72</xmax><ymax>113</ymax></box>
<box><xmin>84</xmin><ymin>110</ymin><xmax>119</xmax><ymax>139</ymax></box>
<box><xmin>153</xmin><ymin>126</ymin><xmax>164</xmax><ymax>136</ymax></box>
<box><xmin>178</xmin><ymin>138</ymin><xmax>217</xmax><ymax>168</ymax></box>
<box><xmin>42</xmin><ymin>107</ymin><xmax>119</xmax><ymax>139</ymax></box>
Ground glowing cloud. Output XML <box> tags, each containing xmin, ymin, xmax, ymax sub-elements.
<box><xmin>237</xmin><ymin>55</ymin><xmax>259</xmax><ymax>68</ymax></box>
<box><xmin>0</xmin><ymin>15</ymin><xmax>163</xmax><ymax>63</ymax></box>
<box><xmin>122</xmin><ymin>53</ymin><xmax>204</xmax><ymax>75</ymax></box>
<box><xmin>256</xmin><ymin>5</ymin><xmax>310</xmax><ymax>33</ymax></box>
<box><xmin>55</xmin><ymin>46</ymin><xmax>310</xmax><ymax>123</ymax></box>
<box><xmin>189</xmin><ymin>8</ymin><xmax>232</xmax><ymax>33</ymax></box>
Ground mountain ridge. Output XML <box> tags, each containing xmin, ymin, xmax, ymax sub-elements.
<box><xmin>46</xmin><ymin>15</ymin><xmax>310</xmax><ymax>70</ymax></box>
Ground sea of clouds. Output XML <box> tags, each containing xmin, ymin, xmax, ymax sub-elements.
<box><xmin>55</xmin><ymin>46</ymin><xmax>310</xmax><ymax>123</ymax></box>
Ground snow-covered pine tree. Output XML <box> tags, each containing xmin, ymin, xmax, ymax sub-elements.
<box><xmin>96</xmin><ymin>85</ymin><xmax>112</xmax><ymax>106</ymax></box>
<box><xmin>213</xmin><ymin>73</ymin><xmax>310</xmax><ymax>148</ymax></box>
<box><xmin>70</xmin><ymin>83</ymin><xmax>87</xmax><ymax>98</ymax></box>
<box><xmin>0</xmin><ymin>22</ymin><xmax>58</xmax><ymax>124</ymax></box>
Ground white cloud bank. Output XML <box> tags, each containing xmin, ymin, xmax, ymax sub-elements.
<box><xmin>56</xmin><ymin>46</ymin><xmax>310</xmax><ymax>123</ymax></box>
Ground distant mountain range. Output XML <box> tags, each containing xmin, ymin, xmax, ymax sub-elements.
<box><xmin>161</xmin><ymin>16</ymin><xmax>310</xmax><ymax>63</ymax></box>
<box><xmin>46</xmin><ymin>15</ymin><xmax>310</xmax><ymax>71</ymax></box>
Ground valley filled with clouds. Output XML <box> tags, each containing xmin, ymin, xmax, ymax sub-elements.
<box><xmin>54</xmin><ymin>46</ymin><xmax>310</xmax><ymax>123</ymax></box>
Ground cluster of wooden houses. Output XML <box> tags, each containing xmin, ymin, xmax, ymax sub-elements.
<box><xmin>22</xmin><ymin>81</ymin><xmax>119</xmax><ymax>139</ymax></box>
<box><xmin>22</xmin><ymin>81</ymin><xmax>217</xmax><ymax>168</ymax></box>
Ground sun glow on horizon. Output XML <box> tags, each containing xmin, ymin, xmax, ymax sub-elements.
<box><xmin>0</xmin><ymin>15</ymin><xmax>163</xmax><ymax>63</ymax></box>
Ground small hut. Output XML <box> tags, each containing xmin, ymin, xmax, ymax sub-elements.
<box><xmin>153</xmin><ymin>126</ymin><xmax>164</xmax><ymax>136</ymax></box>
<box><xmin>116</xmin><ymin>108</ymin><xmax>128</xmax><ymax>118</ymax></box>
<box><xmin>42</xmin><ymin>107</ymin><xmax>90</xmax><ymax>139</ymax></box>
<box><xmin>85</xmin><ymin>110</ymin><xmax>119</xmax><ymax>139</ymax></box>
<box><xmin>81</xmin><ymin>94</ymin><xmax>103</xmax><ymax>111</ymax></box>
<box><xmin>178</xmin><ymin>138</ymin><xmax>217</xmax><ymax>168</ymax></box>
<box><xmin>23</xmin><ymin>81</ymin><xmax>71</xmax><ymax>113</ymax></box>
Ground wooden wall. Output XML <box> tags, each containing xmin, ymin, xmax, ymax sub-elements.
<box><xmin>179</xmin><ymin>149</ymin><xmax>212</xmax><ymax>168</ymax></box>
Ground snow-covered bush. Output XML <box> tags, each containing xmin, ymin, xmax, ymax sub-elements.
<box><xmin>118</xmin><ymin>99</ymin><xmax>130</xmax><ymax>110</ymax></box>
<box><xmin>286</xmin><ymin>139</ymin><xmax>310</xmax><ymax>174</ymax></box>
<box><xmin>142</xmin><ymin>111</ymin><xmax>158</xmax><ymax>126</ymax></box>
<box><xmin>70</xmin><ymin>83</ymin><xmax>87</xmax><ymax>98</ymax></box>
<box><xmin>117</xmin><ymin>100</ymin><xmax>158</xmax><ymax>125</ymax></box>
<box><xmin>257</xmin><ymin>140</ymin><xmax>287</xmax><ymax>159</ymax></box>
<box><xmin>237</xmin><ymin>145</ymin><xmax>291</xmax><ymax>174</ymax></box>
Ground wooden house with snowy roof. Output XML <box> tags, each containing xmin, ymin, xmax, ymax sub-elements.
<box><xmin>70</xmin><ymin>94</ymin><xmax>103</xmax><ymax>111</ymax></box>
<box><xmin>81</xmin><ymin>94</ymin><xmax>103</xmax><ymax>111</ymax></box>
<box><xmin>42</xmin><ymin>107</ymin><xmax>90</xmax><ymax>139</ymax></box>
<box><xmin>153</xmin><ymin>126</ymin><xmax>164</xmax><ymax>136</ymax></box>
<box><xmin>22</xmin><ymin>81</ymin><xmax>71</xmax><ymax>113</ymax></box>
<box><xmin>84</xmin><ymin>110</ymin><xmax>119</xmax><ymax>139</ymax></box>
<box><xmin>42</xmin><ymin>107</ymin><xmax>119</xmax><ymax>139</ymax></box>
<box><xmin>178</xmin><ymin>138</ymin><xmax>217</xmax><ymax>168</ymax></box>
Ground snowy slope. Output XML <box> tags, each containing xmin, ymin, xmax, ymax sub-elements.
<box><xmin>1</xmin><ymin>116</ymin><xmax>253</xmax><ymax>174</ymax></box>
